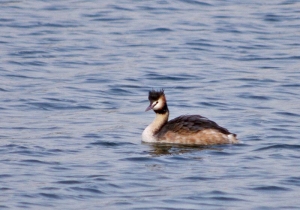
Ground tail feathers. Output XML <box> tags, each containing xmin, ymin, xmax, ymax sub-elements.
<box><xmin>228</xmin><ymin>134</ymin><xmax>239</xmax><ymax>144</ymax></box>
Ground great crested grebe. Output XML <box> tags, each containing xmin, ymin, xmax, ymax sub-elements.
<box><xmin>142</xmin><ymin>90</ymin><xmax>238</xmax><ymax>145</ymax></box>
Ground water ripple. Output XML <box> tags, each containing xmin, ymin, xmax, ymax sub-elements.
<box><xmin>27</xmin><ymin>102</ymin><xmax>93</xmax><ymax>110</ymax></box>
<box><xmin>56</xmin><ymin>180</ymin><xmax>83</xmax><ymax>185</ymax></box>
<box><xmin>251</xmin><ymin>185</ymin><xmax>291</xmax><ymax>192</ymax></box>
<box><xmin>1</xmin><ymin>0</ymin><xmax>300</xmax><ymax>209</ymax></box>
<box><xmin>254</xmin><ymin>144</ymin><xmax>300</xmax><ymax>152</ymax></box>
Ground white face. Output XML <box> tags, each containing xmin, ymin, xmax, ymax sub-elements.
<box><xmin>151</xmin><ymin>98</ymin><xmax>165</xmax><ymax>111</ymax></box>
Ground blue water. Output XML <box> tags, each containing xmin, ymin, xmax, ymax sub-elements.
<box><xmin>1</xmin><ymin>0</ymin><xmax>300</xmax><ymax>209</ymax></box>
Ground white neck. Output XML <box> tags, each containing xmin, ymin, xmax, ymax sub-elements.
<box><xmin>142</xmin><ymin>111</ymin><xmax>169</xmax><ymax>142</ymax></box>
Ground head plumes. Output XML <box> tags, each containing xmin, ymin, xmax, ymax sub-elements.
<box><xmin>148</xmin><ymin>89</ymin><xmax>164</xmax><ymax>102</ymax></box>
<box><xmin>145</xmin><ymin>89</ymin><xmax>168</xmax><ymax>113</ymax></box>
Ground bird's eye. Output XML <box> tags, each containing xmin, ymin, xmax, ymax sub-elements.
<box><xmin>152</xmin><ymin>101</ymin><xmax>158</xmax><ymax>107</ymax></box>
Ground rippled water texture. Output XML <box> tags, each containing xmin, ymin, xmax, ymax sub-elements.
<box><xmin>1</xmin><ymin>0</ymin><xmax>300</xmax><ymax>209</ymax></box>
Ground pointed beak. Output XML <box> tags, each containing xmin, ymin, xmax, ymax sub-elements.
<box><xmin>145</xmin><ymin>103</ymin><xmax>155</xmax><ymax>112</ymax></box>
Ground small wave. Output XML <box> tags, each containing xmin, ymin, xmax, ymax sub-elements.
<box><xmin>39</xmin><ymin>193</ymin><xmax>61</xmax><ymax>199</ymax></box>
<box><xmin>147</xmin><ymin>27</ymin><xmax>172</xmax><ymax>32</ymax></box>
<box><xmin>251</xmin><ymin>185</ymin><xmax>290</xmax><ymax>191</ymax></box>
<box><xmin>275</xmin><ymin>111</ymin><xmax>300</xmax><ymax>117</ymax></box>
<box><xmin>56</xmin><ymin>180</ymin><xmax>83</xmax><ymax>185</ymax></box>
<box><xmin>0</xmin><ymin>174</ymin><xmax>12</xmax><ymax>178</ymax></box>
<box><xmin>264</xmin><ymin>14</ymin><xmax>283</xmax><ymax>22</ymax></box>
<box><xmin>210</xmin><ymin>196</ymin><xmax>245</xmax><ymax>201</ymax></box>
<box><xmin>91</xmin><ymin>17</ymin><xmax>132</xmax><ymax>23</ymax></box>
<box><xmin>198</xmin><ymin>101</ymin><xmax>227</xmax><ymax>108</ymax></box>
<box><xmin>254</xmin><ymin>144</ymin><xmax>300</xmax><ymax>151</ymax></box>
<box><xmin>9</xmin><ymin>60</ymin><xmax>47</xmax><ymax>66</ymax></box>
<box><xmin>145</xmin><ymin>72</ymin><xmax>193</xmax><ymax>81</ymax></box>
<box><xmin>121</xmin><ymin>156</ymin><xmax>166</xmax><ymax>164</ymax></box>
<box><xmin>283</xmin><ymin>176</ymin><xmax>300</xmax><ymax>186</ymax></box>
<box><xmin>178</xmin><ymin>0</ymin><xmax>212</xmax><ymax>6</ymax></box>
<box><xmin>70</xmin><ymin>187</ymin><xmax>104</xmax><ymax>194</ymax></box>
<box><xmin>10</xmin><ymin>50</ymin><xmax>47</xmax><ymax>56</ymax></box>
<box><xmin>90</xmin><ymin>141</ymin><xmax>133</xmax><ymax>147</ymax></box>
<box><xmin>109</xmin><ymin>87</ymin><xmax>133</xmax><ymax>95</ymax></box>
<box><xmin>238</xmin><ymin>93</ymin><xmax>271</xmax><ymax>101</ymax></box>
<box><xmin>27</xmin><ymin>102</ymin><xmax>93</xmax><ymax>111</ymax></box>
<box><xmin>108</xmin><ymin>5</ymin><xmax>133</xmax><ymax>12</ymax></box>
<box><xmin>21</xmin><ymin>159</ymin><xmax>60</xmax><ymax>165</ymax></box>
<box><xmin>182</xmin><ymin>176</ymin><xmax>216</xmax><ymax>181</ymax></box>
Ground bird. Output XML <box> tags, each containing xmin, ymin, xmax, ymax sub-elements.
<box><xmin>142</xmin><ymin>89</ymin><xmax>238</xmax><ymax>145</ymax></box>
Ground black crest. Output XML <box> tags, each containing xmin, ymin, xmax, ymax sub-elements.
<box><xmin>148</xmin><ymin>89</ymin><xmax>164</xmax><ymax>101</ymax></box>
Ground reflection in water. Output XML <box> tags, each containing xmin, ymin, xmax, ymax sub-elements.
<box><xmin>143</xmin><ymin>142</ymin><xmax>223</xmax><ymax>156</ymax></box>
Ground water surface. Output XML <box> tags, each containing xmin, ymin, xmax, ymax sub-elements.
<box><xmin>1</xmin><ymin>0</ymin><xmax>300</xmax><ymax>209</ymax></box>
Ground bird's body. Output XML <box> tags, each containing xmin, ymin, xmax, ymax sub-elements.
<box><xmin>142</xmin><ymin>90</ymin><xmax>238</xmax><ymax>145</ymax></box>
